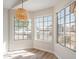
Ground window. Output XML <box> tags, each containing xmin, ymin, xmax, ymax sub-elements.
<box><xmin>36</xmin><ymin>16</ymin><xmax>52</xmax><ymax>41</ymax></box>
<box><xmin>14</xmin><ymin>17</ymin><xmax>32</xmax><ymax>40</ymax></box>
<box><xmin>57</xmin><ymin>1</ymin><xmax>76</xmax><ymax>51</ymax></box>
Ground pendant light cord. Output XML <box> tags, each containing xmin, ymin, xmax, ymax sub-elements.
<box><xmin>22</xmin><ymin>0</ymin><xmax>23</xmax><ymax>8</ymax></box>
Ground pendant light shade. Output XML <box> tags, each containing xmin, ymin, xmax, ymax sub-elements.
<box><xmin>16</xmin><ymin>8</ymin><xmax>29</xmax><ymax>21</ymax></box>
<box><xmin>16</xmin><ymin>0</ymin><xmax>29</xmax><ymax>21</ymax></box>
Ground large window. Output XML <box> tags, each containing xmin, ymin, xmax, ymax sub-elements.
<box><xmin>57</xmin><ymin>1</ymin><xmax>76</xmax><ymax>51</ymax></box>
<box><xmin>14</xmin><ymin>17</ymin><xmax>32</xmax><ymax>40</ymax></box>
<box><xmin>36</xmin><ymin>16</ymin><xmax>52</xmax><ymax>41</ymax></box>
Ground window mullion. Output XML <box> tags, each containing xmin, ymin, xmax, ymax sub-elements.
<box><xmin>23</xmin><ymin>21</ymin><xmax>24</xmax><ymax>40</ymax></box>
<box><xmin>70</xmin><ymin>6</ymin><xmax>71</xmax><ymax>48</ymax></box>
<box><xmin>43</xmin><ymin>16</ymin><xmax>44</xmax><ymax>40</ymax></box>
<box><xmin>64</xmin><ymin>9</ymin><xmax>66</xmax><ymax>47</ymax></box>
<box><xmin>18</xmin><ymin>19</ymin><xmax>19</xmax><ymax>40</ymax></box>
<box><xmin>47</xmin><ymin>17</ymin><xmax>48</xmax><ymax>40</ymax></box>
<box><xmin>27</xmin><ymin>21</ymin><xmax>28</xmax><ymax>40</ymax></box>
<box><xmin>39</xmin><ymin>19</ymin><xmax>40</xmax><ymax>40</ymax></box>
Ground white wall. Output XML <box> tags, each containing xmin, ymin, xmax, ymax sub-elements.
<box><xmin>8</xmin><ymin>10</ymin><xmax>33</xmax><ymax>51</ymax></box>
<box><xmin>32</xmin><ymin>7</ymin><xmax>54</xmax><ymax>53</ymax></box>
<box><xmin>53</xmin><ymin>0</ymin><xmax>76</xmax><ymax>59</ymax></box>
<box><xmin>3</xmin><ymin>8</ymin><xmax>9</xmax><ymax>53</ymax></box>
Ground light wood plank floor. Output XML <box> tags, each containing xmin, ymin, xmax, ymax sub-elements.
<box><xmin>4</xmin><ymin>48</ymin><xmax>58</xmax><ymax>59</ymax></box>
<box><xmin>26</xmin><ymin>48</ymin><xmax>58</xmax><ymax>59</ymax></box>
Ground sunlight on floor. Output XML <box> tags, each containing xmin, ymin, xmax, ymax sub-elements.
<box><xmin>4</xmin><ymin>50</ymin><xmax>36</xmax><ymax>59</ymax></box>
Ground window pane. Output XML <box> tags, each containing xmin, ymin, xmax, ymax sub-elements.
<box><xmin>61</xmin><ymin>17</ymin><xmax>64</xmax><ymax>24</ymax></box>
<box><xmin>48</xmin><ymin>27</ymin><xmax>52</xmax><ymax>31</ymax></box>
<box><xmin>19</xmin><ymin>21</ymin><xmax>24</xmax><ymax>26</ymax></box>
<box><xmin>40</xmin><ymin>31</ymin><xmax>43</xmax><ymax>40</ymax></box>
<box><xmin>18</xmin><ymin>35</ymin><xmax>23</xmax><ymax>39</ymax></box>
<box><xmin>27</xmin><ymin>30</ymin><xmax>31</xmax><ymax>35</ymax></box>
<box><xmin>36</xmin><ymin>22</ymin><xmax>40</xmax><ymax>30</ymax></box>
<box><xmin>39</xmin><ymin>17</ymin><xmax>43</xmax><ymax>22</ymax></box>
<box><xmin>47</xmin><ymin>16</ymin><xmax>52</xmax><ymax>21</ymax></box>
<box><xmin>65</xmin><ymin>24</ymin><xmax>71</xmax><ymax>48</ymax></box>
<box><xmin>65</xmin><ymin>24</ymin><xmax>70</xmax><ymax>33</ymax></box>
<box><xmin>44</xmin><ymin>31</ymin><xmax>48</xmax><ymax>40</ymax></box>
<box><xmin>70</xmin><ymin>22</ymin><xmax>76</xmax><ymax>50</ymax></box>
<box><xmin>15</xmin><ymin>20</ymin><xmax>19</xmax><ymax>26</ymax></box>
<box><xmin>24</xmin><ymin>35</ymin><xmax>27</xmax><ymax>39</ymax></box>
<box><xmin>24</xmin><ymin>31</ymin><xmax>28</xmax><ymax>35</ymax></box>
<box><xmin>71</xmin><ymin>13</ymin><xmax>75</xmax><ymax>22</ymax></box>
<box><xmin>70</xmin><ymin>23</ymin><xmax>75</xmax><ymax>32</ymax></box>
<box><xmin>44</xmin><ymin>17</ymin><xmax>48</xmax><ymax>22</ymax></box>
<box><xmin>65</xmin><ymin>15</ymin><xmax>70</xmax><ymax>23</ymax></box>
<box><xmin>58</xmin><ymin>12</ymin><xmax>60</xmax><ymax>19</ymax></box>
<box><xmin>71</xmin><ymin>33</ymin><xmax>75</xmax><ymax>41</ymax></box>
<box><xmin>58</xmin><ymin>34</ymin><xmax>64</xmax><ymax>45</ymax></box>
<box><xmin>61</xmin><ymin>24</ymin><xmax>64</xmax><ymax>32</ymax></box>
<box><xmin>18</xmin><ymin>27</ymin><xmax>24</xmax><ymax>35</ymax></box>
<box><xmin>44</xmin><ymin>22</ymin><xmax>47</xmax><ymax>28</ymax></box>
<box><xmin>37</xmin><ymin>32</ymin><xmax>40</xmax><ymax>39</ymax></box>
<box><xmin>24</xmin><ymin>27</ymin><xmax>28</xmax><ymax>35</ymax></box>
<box><xmin>15</xmin><ymin>27</ymin><xmax>19</xmax><ymax>34</ymax></box>
<box><xmin>36</xmin><ymin>18</ymin><xmax>40</xmax><ymax>23</ymax></box>
<box><xmin>15</xmin><ymin>27</ymin><xmax>18</xmax><ymax>31</ymax></box>
<box><xmin>58</xmin><ymin>24</ymin><xmax>64</xmax><ymax>33</ymax></box>
<box><xmin>15</xmin><ymin>35</ymin><xmax>18</xmax><ymax>40</ymax></box>
<box><xmin>27</xmin><ymin>34</ymin><xmax>32</xmax><ymax>39</ymax></box>
<box><xmin>24</xmin><ymin>26</ymin><xmax>28</xmax><ymax>30</ymax></box>
<box><xmin>58</xmin><ymin>24</ymin><xmax>61</xmax><ymax>32</ymax></box>
<box><xmin>58</xmin><ymin>19</ymin><xmax>61</xmax><ymax>24</ymax></box>
<box><xmin>29</xmin><ymin>19</ymin><xmax>32</xmax><ymax>23</ymax></box>
<box><xmin>60</xmin><ymin>10</ymin><xmax>64</xmax><ymax>17</ymax></box>
<box><xmin>40</xmin><ymin>22</ymin><xmax>43</xmax><ymax>30</ymax></box>
<box><xmin>65</xmin><ymin>35</ymin><xmax>71</xmax><ymax>48</ymax></box>
<box><xmin>48</xmin><ymin>31</ymin><xmax>52</xmax><ymax>41</ymax></box>
<box><xmin>65</xmin><ymin>6</ymin><xmax>70</xmax><ymax>15</ymax></box>
<box><xmin>23</xmin><ymin>21</ymin><xmax>29</xmax><ymax>26</ymax></box>
<box><xmin>48</xmin><ymin>22</ymin><xmax>52</xmax><ymax>27</ymax></box>
<box><xmin>28</xmin><ymin>26</ymin><xmax>31</xmax><ymax>31</ymax></box>
<box><xmin>71</xmin><ymin>41</ymin><xmax>76</xmax><ymax>50</ymax></box>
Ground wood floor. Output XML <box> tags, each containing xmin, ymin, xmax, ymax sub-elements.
<box><xmin>26</xmin><ymin>48</ymin><xmax>58</xmax><ymax>59</ymax></box>
<box><xmin>4</xmin><ymin>48</ymin><xmax>58</xmax><ymax>59</ymax></box>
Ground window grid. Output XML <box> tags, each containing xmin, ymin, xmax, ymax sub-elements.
<box><xmin>57</xmin><ymin>1</ymin><xmax>76</xmax><ymax>51</ymax></box>
<box><xmin>14</xmin><ymin>17</ymin><xmax>32</xmax><ymax>40</ymax></box>
<box><xmin>36</xmin><ymin>16</ymin><xmax>52</xmax><ymax>41</ymax></box>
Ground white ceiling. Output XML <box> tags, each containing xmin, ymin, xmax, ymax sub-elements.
<box><xmin>14</xmin><ymin>0</ymin><xmax>58</xmax><ymax>11</ymax></box>
<box><xmin>4</xmin><ymin>0</ymin><xmax>59</xmax><ymax>11</ymax></box>
<box><xmin>3</xmin><ymin>0</ymin><xmax>19</xmax><ymax>9</ymax></box>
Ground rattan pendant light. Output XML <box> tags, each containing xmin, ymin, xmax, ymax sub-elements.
<box><xmin>16</xmin><ymin>0</ymin><xmax>29</xmax><ymax>21</ymax></box>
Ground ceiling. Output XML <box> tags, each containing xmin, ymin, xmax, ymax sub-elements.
<box><xmin>4</xmin><ymin>0</ymin><xmax>59</xmax><ymax>11</ymax></box>
<box><xmin>3</xmin><ymin>0</ymin><xmax>19</xmax><ymax>9</ymax></box>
